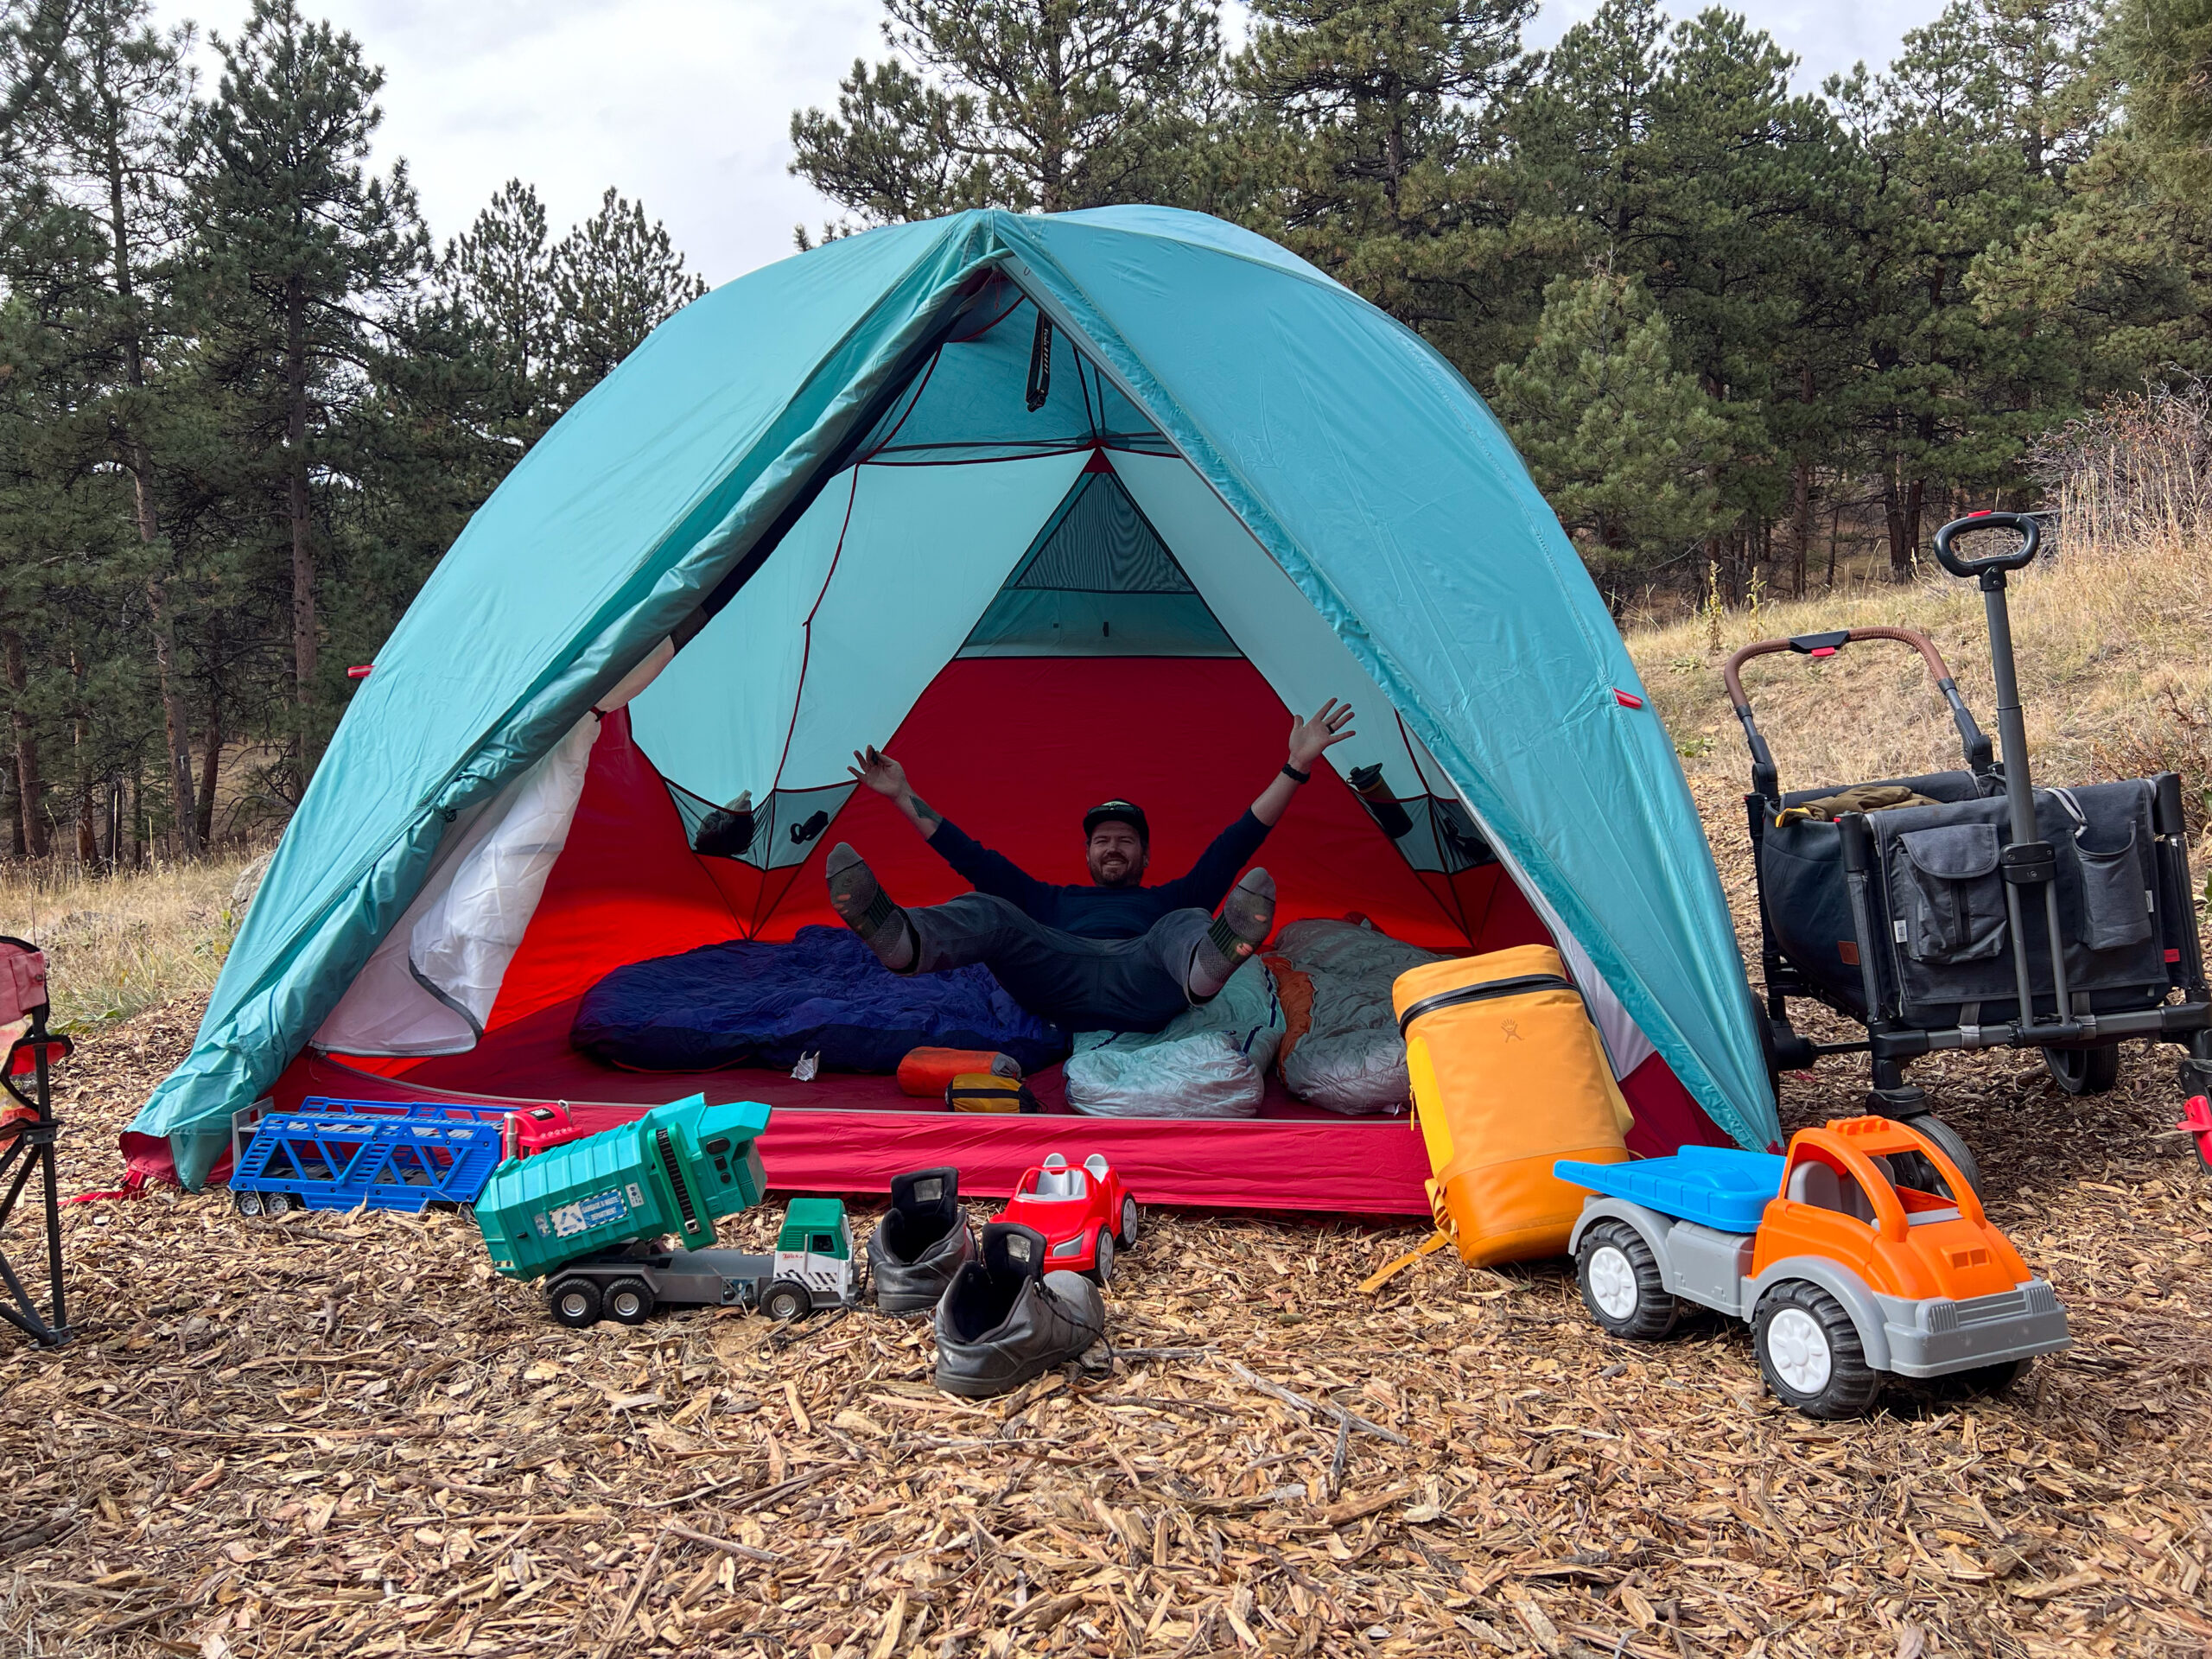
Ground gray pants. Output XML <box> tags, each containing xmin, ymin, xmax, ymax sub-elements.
<box><xmin>906</xmin><ymin>894</ymin><xmax>1207</xmax><ymax>1033</ymax></box>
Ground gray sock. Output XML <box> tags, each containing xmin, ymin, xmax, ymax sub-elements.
<box><xmin>826</xmin><ymin>842</ymin><xmax>916</xmax><ymax>971</ymax></box>
<box><xmin>1185</xmin><ymin>868</ymin><xmax>1275</xmax><ymax>1001</ymax></box>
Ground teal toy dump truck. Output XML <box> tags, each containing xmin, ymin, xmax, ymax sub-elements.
<box><xmin>474</xmin><ymin>1094</ymin><xmax>858</xmax><ymax>1327</ymax></box>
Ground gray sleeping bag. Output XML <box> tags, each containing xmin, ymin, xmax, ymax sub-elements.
<box><xmin>1064</xmin><ymin>958</ymin><xmax>1285</xmax><ymax>1118</ymax></box>
<box><xmin>1274</xmin><ymin>918</ymin><xmax>1448</xmax><ymax>1115</ymax></box>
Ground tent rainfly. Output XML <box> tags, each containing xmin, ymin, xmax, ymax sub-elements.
<box><xmin>133</xmin><ymin>207</ymin><xmax>1778</xmax><ymax>1211</ymax></box>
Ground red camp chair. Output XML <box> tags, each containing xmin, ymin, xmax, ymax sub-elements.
<box><xmin>0</xmin><ymin>937</ymin><xmax>70</xmax><ymax>1346</ymax></box>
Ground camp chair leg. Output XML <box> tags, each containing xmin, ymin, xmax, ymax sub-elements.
<box><xmin>0</xmin><ymin>1128</ymin><xmax>67</xmax><ymax>1346</ymax></box>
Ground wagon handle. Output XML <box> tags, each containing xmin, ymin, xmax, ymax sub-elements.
<box><xmin>1723</xmin><ymin>626</ymin><xmax>1994</xmax><ymax>804</ymax></box>
<box><xmin>1932</xmin><ymin>510</ymin><xmax>2039</xmax><ymax>582</ymax></box>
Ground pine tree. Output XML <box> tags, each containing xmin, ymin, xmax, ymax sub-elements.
<box><xmin>437</xmin><ymin>178</ymin><xmax>557</xmax><ymax>446</ymax></box>
<box><xmin>789</xmin><ymin>0</ymin><xmax>1224</xmax><ymax>232</ymax></box>
<box><xmin>181</xmin><ymin>0</ymin><xmax>426</xmax><ymax>779</ymax></box>
<box><xmin>43</xmin><ymin>0</ymin><xmax>204</xmax><ymax>850</ymax></box>
<box><xmin>545</xmin><ymin>188</ymin><xmax>706</xmax><ymax>413</ymax></box>
<box><xmin>1828</xmin><ymin>3</ymin><xmax>2078</xmax><ymax>575</ymax></box>
<box><xmin>1490</xmin><ymin>264</ymin><xmax>1732</xmax><ymax>605</ymax></box>
<box><xmin>1515</xmin><ymin>1</ymin><xmax>1857</xmax><ymax>597</ymax></box>
<box><xmin>1981</xmin><ymin>0</ymin><xmax>2209</xmax><ymax>380</ymax></box>
<box><xmin>1235</xmin><ymin>0</ymin><xmax>1539</xmax><ymax>371</ymax></box>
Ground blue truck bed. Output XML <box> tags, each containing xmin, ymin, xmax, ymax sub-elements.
<box><xmin>1554</xmin><ymin>1145</ymin><xmax>1786</xmax><ymax>1234</ymax></box>
<box><xmin>233</xmin><ymin>1106</ymin><xmax>508</xmax><ymax>1213</ymax></box>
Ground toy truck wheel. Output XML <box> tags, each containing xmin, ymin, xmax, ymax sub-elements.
<box><xmin>1896</xmin><ymin>1112</ymin><xmax>1986</xmax><ymax>1199</ymax></box>
<box><xmin>601</xmin><ymin>1276</ymin><xmax>656</xmax><ymax>1325</ymax></box>
<box><xmin>549</xmin><ymin>1279</ymin><xmax>602</xmax><ymax>1328</ymax></box>
<box><xmin>1118</xmin><ymin>1197</ymin><xmax>1140</xmax><ymax>1249</ymax></box>
<box><xmin>762</xmin><ymin>1280</ymin><xmax>811</xmax><ymax>1321</ymax></box>
<box><xmin>1753</xmin><ymin>1281</ymin><xmax>1881</xmax><ymax>1419</ymax></box>
<box><xmin>263</xmin><ymin>1192</ymin><xmax>292</xmax><ymax>1217</ymax></box>
<box><xmin>2042</xmin><ymin>1043</ymin><xmax>2120</xmax><ymax>1096</ymax></box>
<box><xmin>1574</xmin><ymin>1221</ymin><xmax>1677</xmax><ymax>1340</ymax></box>
<box><xmin>234</xmin><ymin>1190</ymin><xmax>264</xmax><ymax>1217</ymax></box>
<box><xmin>1090</xmin><ymin>1227</ymin><xmax>1115</xmax><ymax>1286</ymax></box>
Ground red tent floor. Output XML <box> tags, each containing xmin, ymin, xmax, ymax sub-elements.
<box><xmin>273</xmin><ymin>996</ymin><xmax>1719</xmax><ymax>1217</ymax></box>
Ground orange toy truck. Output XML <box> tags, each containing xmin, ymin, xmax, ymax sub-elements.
<box><xmin>1556</xmin><ymin>1116</ymin><xmax>2069</xmax><ymax>1417</ymax></box>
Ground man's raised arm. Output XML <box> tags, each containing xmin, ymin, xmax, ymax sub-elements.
<box><xmin>1249</xmin><ymin>698</ymin><xmax>1356</xmax><ymax>828</ymax></box>
<box><xmin>846</xmin><ymin>745</ymin><xmax>1049</xmax><ymax>911</ymax></box>
<box><xmin>1154</xmin><ymin>700</ymin><xmax>1357</xmax><ymax>910</ymax></box>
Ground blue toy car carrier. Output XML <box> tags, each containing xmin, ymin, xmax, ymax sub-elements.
<box><xmin>231</xmin><ymin>1103</ymin><xmax>508</xmax><ymax>1217</ymax></box>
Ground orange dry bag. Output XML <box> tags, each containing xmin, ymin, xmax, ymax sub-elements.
<box><xmin>897</xmin><ymin>1048</ymin><xmax>1020</xmax><ymax>1098</ymax></box>
<box><xmin>1392</xmin><ymin>944</ymin><xmax>1633</xmax><ymax>1266</ymax></box>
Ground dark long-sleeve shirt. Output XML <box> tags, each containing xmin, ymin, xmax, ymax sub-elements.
<box><xmin>925</xmin><ymin>811</ymin><xmax>1272</xmax><ymax>940</ymax></box>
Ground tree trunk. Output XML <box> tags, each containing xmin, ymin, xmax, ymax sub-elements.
<box><xmin>70</xmin><ymin>653</ymin><xmax>95</xmax><ymax>871</ymax></box>
<box><xmin>131</xmin><ymin>761</ymin><xmax>143</xmax><ymax>869</ymax></box>
<box><xmin>1790</xmin><ymin>365</ymin><xmax>1815</xmax><ymax>597</ymax></box>
<box><xmin>2</xmin><ymin>627</ymin><xmax>47</xmax><ymax>859</ymax></box>
<box><xmin>3</xmin><ymin>760</ymin><xmax>20</xmax><ymax>858</ymax></box>
<box><xmin>286</xmin><ymin>273</ymin><xmax>317</xmax><ymax>773</ymax></box>
<box><xmin>1883</xmin><ymin>467</ymin><xmax>1925</xmax><ymax>580</ymax></box>
<box><xmin>105</xmin><ymin>115</ymin><xmax>201</xmax><ymax>853</ymax></box>
<box><xmin>198</xmin><ymin>691</ymin><xmax>220</xmax><ymax>849</ymax></box>
<box><xmin>145</xmin><ymin>574</ymin><xmax>200</xmax><ymax>856</ymax></box>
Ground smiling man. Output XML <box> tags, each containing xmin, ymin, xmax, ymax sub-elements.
<box><xmin>823</xmin><ymin>701</ymin><xmax>1355</xmax><ymax>1033</ymax></box>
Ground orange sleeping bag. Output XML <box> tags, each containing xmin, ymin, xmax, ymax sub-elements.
<box><xmin>1392</xmin><ymin>944</ymin><xmax>1633</xmax><ymax>1266</ymax></box>
<box><xmin>896</xmin><ymin>1047</ymin><xmax>1020</xmax><ymax>1098</ymax></box>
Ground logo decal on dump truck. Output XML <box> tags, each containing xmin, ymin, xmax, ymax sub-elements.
<box><xmin>537</xmin><ymin>1185</ymin><xmax>633</xmax><ymax>1239</ymax></box>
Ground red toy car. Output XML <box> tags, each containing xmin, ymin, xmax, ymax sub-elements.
<box><xmin>998</xmin><ymin>1153</ymin><xmax>1140</xmax><ymax>1284</ymax></box>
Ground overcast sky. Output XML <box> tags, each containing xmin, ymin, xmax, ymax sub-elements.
<box><xmin>149</xmin><ymin>0</ymin><xmax>1948</xmax><ymax>288</ymax></box>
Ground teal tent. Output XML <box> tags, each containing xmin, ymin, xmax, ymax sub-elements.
<box><xmin>134</xmin><ymin>207</ymin><xmax>1777</xmax><ymax>1193</ymax></box>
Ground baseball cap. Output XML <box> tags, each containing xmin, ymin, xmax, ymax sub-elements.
<box><xmin>1082</xmin><ymin>799</ymin><xmax>1149</xmax><ymax>845</ymax></box>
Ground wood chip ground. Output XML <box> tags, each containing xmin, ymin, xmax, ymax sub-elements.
<box><xmin>3</xmin><ymin>790</ymin><xmax>2209</xmax><ymax>1657</ymax></box>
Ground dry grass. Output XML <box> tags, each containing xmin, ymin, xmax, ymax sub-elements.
<box><xmin>1631</xmin><ymin>532</ymin><xmax>2212</xmax><ymax>828</ymax></box>
<box><xmin>0</xmin><ymin>853</ymin><xmax>262</xmax><ymax>1031</ymax></box>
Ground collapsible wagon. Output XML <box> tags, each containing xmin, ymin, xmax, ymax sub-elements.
<box><xmin>1726</xmin><ymin>512</ymin><xmax>2212</xmax><ymax>1185</ymax></box>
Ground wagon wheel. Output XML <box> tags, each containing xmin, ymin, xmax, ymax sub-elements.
<box><xmin>1895</xmin><ymin>1112</ymin><xmax>1986</xmax><ymax>1201</ymax></box>
<box><xmin>2041</xmin><ymin>1044</ymin><xmax>2120</xmax><ymax>1096</ymax></box>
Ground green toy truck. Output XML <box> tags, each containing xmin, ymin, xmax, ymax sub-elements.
<box><xmin>473</xmin><ymin>1094</ymin><xmax>861</xmax><ymax>1327</ymax></box>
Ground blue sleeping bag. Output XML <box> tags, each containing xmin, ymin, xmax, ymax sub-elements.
<box><xmin>569</xmin><ymin>925</ymin><xmax>1069</xmax><ymax>1075</ymax></box>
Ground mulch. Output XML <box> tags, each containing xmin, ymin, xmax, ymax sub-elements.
<box><xmin>2</xmin><ymin>798</ymin><xmax>2209</xmax><ymax>1658</ymax></box>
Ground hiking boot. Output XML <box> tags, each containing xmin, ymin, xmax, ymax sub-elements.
<box><xmin>867</xmin><ymin>1166</ymin><xmax>976</xmax><ymax>1314</ymax></box>
<box><xmin>934</xmin><ymin>1223</ymin><xmax>1107</xmax><ymax>1397</ymax></box>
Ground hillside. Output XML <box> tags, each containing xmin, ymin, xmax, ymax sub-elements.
<box><xmin>1630</xmin><ymin>535</ymin><xmax>2212</xmax><ymax>823</ymax></box>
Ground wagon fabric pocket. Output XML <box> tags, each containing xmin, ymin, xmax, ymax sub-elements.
<box><xmin>1889</xmin><ymin>822</ymin><xmax>2007</xmax><ymax>965</ymax></box>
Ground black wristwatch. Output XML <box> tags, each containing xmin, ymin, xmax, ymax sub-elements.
<box><xmin>1281</xmin><ymin>760</ymin><xmax>1312</xmax><ymax>784</ymax></box>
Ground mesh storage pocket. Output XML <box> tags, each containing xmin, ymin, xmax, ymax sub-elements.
<box><xmin>2074</xmin><ymin>826</ymin><xmax>2154</xmax><ymax>951</ymax></box>
<box><xmin>1894</xmin><ymin>823</ymin><xmax>2006</xmax><ymax>964</ymax></box>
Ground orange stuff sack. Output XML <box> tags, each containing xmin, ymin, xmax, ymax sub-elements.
<box><xmin>897</xmin><ymin>1047</ymin><xmax>1020</xmax><ymax>1097</ymax></box>
<box><xmin>1392</xmin><ymin>944</ymin><xmax>1633</xmax><ymax>1266</ymax></box>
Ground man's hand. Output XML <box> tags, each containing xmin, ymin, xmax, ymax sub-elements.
<box><xmin>1287</xmin><ymin>699</ymin><xmax>1356</xmax><ymax>771</ymax></box>
<box><xmin>849</xmin><ymin>746</ymin><xmax>907</xmax><ymax>799</ymax></box>
<box><xmin>849</xmin><ymin>745</ymin><xmax>943</xmax><ymax>836</ymax></box>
